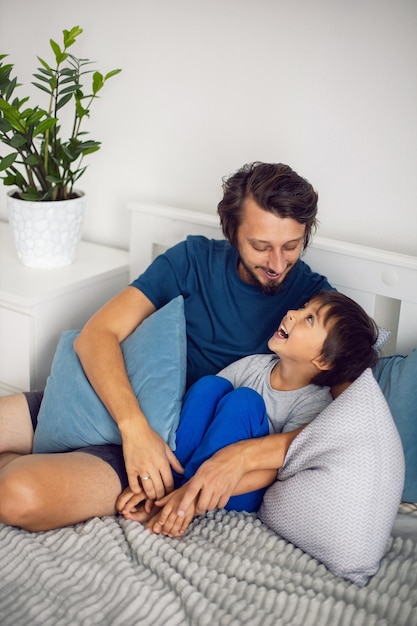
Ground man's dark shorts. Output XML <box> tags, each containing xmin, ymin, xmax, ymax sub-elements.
<box><xmin>24</xmin><ymin>391</ymin><xmax>128</xmax><ymax>490</ymax></box>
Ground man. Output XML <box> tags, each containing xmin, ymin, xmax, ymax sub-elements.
<box><xmin>0</xmin><ymin>162</ymin><xmax>332</xmax><ymax>531</ymax></box>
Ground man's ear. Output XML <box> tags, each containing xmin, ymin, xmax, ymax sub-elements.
<box><xmin>311</xmin><ymin>356</ymin><xmax>332</xmax><ymax>372</ymax></box>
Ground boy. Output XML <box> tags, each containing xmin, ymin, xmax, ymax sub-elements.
<box><xmin>117</xmin><ymin>291</ymin><xmax>378</xmax><ymax>536</ymax></box>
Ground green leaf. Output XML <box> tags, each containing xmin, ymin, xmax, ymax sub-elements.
<box><xmin>20</xmin><ymin>107</ymin><xmax>38</xmax><ymax>120</ymax></box>
<box><xmin>63</xmin><ymin>26</ymin><xmax>83</xmax><ymax>49</ymax></box>
<box><xmin>5</xmin><ymin>76</ymin><xmax>18</xmax><ymax>100</ymax></box>
<box><xmin>10</xmin><ymin>133</ymin><xmax>26</xmax><ymax>148</ymax></box>
<box><xmin>59</xmin><ymin>84</ymin><xmax>80</xmax><ymax>96</ymax></box>
<box><xmin>82</xmin><ymin>144</ymin><xmax>100</xmax><ymax>155</ymax></box>
<box><xmin>75</xmin><ymin>98</ymin><xmax>88</xmax><ymax>118</ymax></box>
<box><xmin>37</xmin><ymin>56</ymin><xmax>51</xmax><ymax>71</ymax></box>
<box><xmin>0</xmin><ymin>152</ymin><xmax>17</xmax><ymax>171</ymax></box>
<box><xmin>50</xmin><ymin>39</ymin><xmax>67</xmax><ymax>64</ymax></box>
<box><xmin>60</xmin><ymin>67</ymin><xmax>77</xmax><ymax>76</ymax></box>
<box><xmin>34</xmin><ymin>66</ymin><xmax>54</xmax><ymax>77</ymax></box>
<box><xmin>0</xmin><ymin>117</ymin><xmax>12</xmax><ymax>132</ymax></box>
<box><xmin>56</xmin><ymin>93</ymin><xmax>73</xmax><ymax>110</ymax></box>
<box><xmin>32</xmin><ymin>81</ymin><xmax>53</xmax><ymax>96</ymax></box>
<box><xmin>0</xmin><ymin>103</ymin><xmax>26</xmax><ymax>132</ymax></box>
<box><xmin>79</xmin><ymin>140</ymin><xmax>100</xmax><ymax>149</ymax></box>
<box><xmin>45</xmin><ymin>174</ymin><xmax>63</xmax><ymax>184</ymax></box>
<box><xmin>92</xmin><ymin>71</ymin><xmax>104</xmax><ymax>95</ymax></box>
<box><xmin>32</xmin><ymin>72</ymin><xmax>53</xmax><ymax>85</ymax></box>
<box><xmin>59</xmin><ymin>75</ymin><xmax>78</xmax><ymax>85</ymax></box>
<box><xmin>1</xmin><ymin>173</ymin><xmax>19</xmax><ymax>186</ymax></box>
<box><xmin>105</xmin><ymin>68</ymin><xmax>122</xmax><ymax>80</ymax></box>
<box><xmin>26</xmin><ymin>110</ymin><xmax>46</xmax><ymax>125</ymax></box>
<box><xmin>32</xmin><ymin>117</ymin><xmax>57</xmax><ymax>136</ymax></box>
<box><xmin>24</xmin><ymin>154</ymin><xmax>40</xmax><ymax>166</ymax></box>
<box><xmin>19</xmin><ymin>189</ymin><xmax>43</xmax><ymax>201</ymax></box>
<box><xmin>12</xmin><ymin>95</ymin><xmax>29</xmax><ymax>108</ymax></box>
<box><xmin>72</xmin><ymin>166</ymin><xmax>87</xmax><ymax>182</ymax></box>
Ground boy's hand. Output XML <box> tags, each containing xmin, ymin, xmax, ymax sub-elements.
<box><xmin>116</xmin><ymin>485</ymin><xmax>154</xmax><ymax>521</ymax></box>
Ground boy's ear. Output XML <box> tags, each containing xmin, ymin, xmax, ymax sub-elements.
<box><xmin>312</xmin><ymin>356</ymin><xmax>332</xmax><ymax>371</ymax></box>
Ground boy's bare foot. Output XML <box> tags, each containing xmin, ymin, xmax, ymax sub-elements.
<box><xmin>146</xmin><ymin>485</ymin><xmax>196</xmax><ymax>537</ymax></box>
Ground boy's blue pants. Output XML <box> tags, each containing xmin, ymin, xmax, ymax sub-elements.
<box><xmin>173</xmin><ymin>375</ymin><xmax>270</xmax><ymax>512</ymax></box>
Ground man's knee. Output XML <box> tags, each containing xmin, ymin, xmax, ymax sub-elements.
<box><xmin>0</xmin><ymin>464</ymin><xmax>43</xmax><ymax>530</ymax></box>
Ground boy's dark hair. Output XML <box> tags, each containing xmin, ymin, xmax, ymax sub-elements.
<box><xmin>310</xmin><ymin>291</ymin><xmax>379</xmax><ymax>387</ymax></box>
<box><xmin>217</xmin><ymin>162</ymin><xmax>318</xmax><ymax>249</ymax></box>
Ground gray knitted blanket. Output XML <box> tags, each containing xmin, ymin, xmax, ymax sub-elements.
<box><xmin>1</xmin><ymin>510</ymin><xmax>416</xmax><ymax>626</ymax></box>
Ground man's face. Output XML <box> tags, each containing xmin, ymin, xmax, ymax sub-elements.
<box><xmin>236</xmin><ymin>197</ymin><xmax>306</xmax><ymax>295</ymax></box>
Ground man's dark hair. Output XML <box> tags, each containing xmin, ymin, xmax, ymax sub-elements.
<box><xmin>309</xmin><ymin>291</ymin><xmax>379</xmax><ymax>387</ymax></box>
<box><xmin>217</xmin><ymin>162</ymin><xmax>319</xmax><ymax>249</ymax></box>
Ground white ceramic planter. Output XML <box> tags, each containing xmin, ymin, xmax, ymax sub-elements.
<box><xmin>7</xmin><ymin>191</ymin><xmax>85</xmax><ymax>268</ymax></box>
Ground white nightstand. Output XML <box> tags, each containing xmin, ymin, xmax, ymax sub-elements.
<box><xmin>0</xmin><ymin>221</ymin><xmax>130</xmax><ymax>394</ymax></box>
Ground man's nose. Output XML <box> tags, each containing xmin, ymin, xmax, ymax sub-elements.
<box><xmin>268</xmin><ymin>250</ymin><xmax>287</xmax><ymax>274</ymax></box>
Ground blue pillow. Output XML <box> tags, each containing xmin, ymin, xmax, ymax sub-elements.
<box><xmin>374</xmin><ymin>348</ymin><xmax>417</xmax><ymax>503</ymax></box>
<box><xmin>32</xmin><ymin>296</ymin><xmax>186</xmax><ymax>453</ymax></box>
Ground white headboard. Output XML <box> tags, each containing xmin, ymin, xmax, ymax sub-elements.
<box><xmin>128</xmin><ymin>201</ymin><xmax>417</xmax><ymax>356</ymax></box>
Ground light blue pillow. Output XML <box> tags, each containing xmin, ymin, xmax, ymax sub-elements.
<box><xmin>374</xmin><ymin>348</ymin><xmax>417</xmax><ymax>503</ymax></box>
<box><xmin>33</xmin><ymin>296</ymin><xmax>186</xmax><ymax>453</ymax></box>
<box><xmin>259</xmin><ymin>368</ymin><xmax>405</xmax><ymax>586</ymax></box>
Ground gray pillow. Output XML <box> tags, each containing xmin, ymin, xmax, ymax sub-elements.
<box><xmin>258</xmin><ymin>368</ymin><xmax>405</xmax><ymax>586</ymax></box>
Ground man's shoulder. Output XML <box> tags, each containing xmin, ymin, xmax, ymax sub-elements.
<box><xmin>172</xmin><ymin>236</ymin><xmax>234</xmax><ymax>264</ymax></box>
<box><xmin>292</xmin><ymin>258</ymin><xmax>333</xmax><ymax>290</ymax></box>
<box><xmin>184</xmin><ymin>235</ymin><xmax>230</xmax><ymax>251</ymax></box>
<box><xmin>167</xmin><ymin>235</ymin><xmax>229</xmax><ymax>253</ymax></box>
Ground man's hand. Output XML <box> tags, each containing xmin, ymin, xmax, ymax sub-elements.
<box><xmin>175</xmin><ymin>428</ymin><xmax>305</xmax><ymax>517</ymax></box>
<box><xmin>176</xmin><ymin>444</ymin><xmax>246</xmax><ymax>517</ymax></box>
<box><xmin>121</xmin><ymin>419</ymin><xmax>184</xmax><ymax>501</ymax></box>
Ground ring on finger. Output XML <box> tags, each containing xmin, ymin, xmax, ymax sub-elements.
<box><xmin>142</xmin><ymin>475</ymin><xmax>151</xmax><ymax>481</ymax></box>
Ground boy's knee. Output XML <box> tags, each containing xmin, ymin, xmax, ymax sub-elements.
<box><xmin>188</xmin><ymin>375</ymin><xmax>232</xmax><ymax>398</ymax></box>
<box><xmin>228</xmin><ymin>386</ymin><xmax>264</xmax><ymax>408</ymax></box>
<box><xmin>220</xmin><ymin>387</ymin><xmax>268</xmax><ymax>435</ymax></box>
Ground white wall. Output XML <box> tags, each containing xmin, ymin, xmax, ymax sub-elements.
<box><xmin>1</xmin><ymin>0</ymin><xmax>416</xmax><ymax>255</ymax></box>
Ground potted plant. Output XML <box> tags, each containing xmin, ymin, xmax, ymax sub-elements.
<box><xmin>0</xmin><ymin>26</ymin><xmax>121</xmax><ymax>267</ymax></box>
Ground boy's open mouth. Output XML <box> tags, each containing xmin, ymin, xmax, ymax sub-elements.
<box><xmin>276</xmin><ymin>324</ymin><xmax>288</xmax><ymax>339</ymax></box>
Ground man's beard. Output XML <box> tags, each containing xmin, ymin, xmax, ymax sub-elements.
<box><xmin>239</xmin><ymin>258</ymin><xmax>289</xmax><ymax>295</ymax></box>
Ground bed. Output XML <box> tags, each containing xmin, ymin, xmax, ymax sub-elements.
<box><xmin>1</xmin><ymin>202</ymin><xmax>416</xmax><ymax>626</ymax></box>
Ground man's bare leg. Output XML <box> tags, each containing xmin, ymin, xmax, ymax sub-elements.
<box><xmin>0</xmin><ymin>393</ymin><xmax>34</xmax><ymax>455</ymax></box>
<box><xmin>0</xmin><ymin>451</ymin><xmax>122</xmax><ymax>531</ymax></box>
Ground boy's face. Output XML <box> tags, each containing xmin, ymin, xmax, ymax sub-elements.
<box><xmin>268</xmin><ymin>300</ymin><xmax>330</xmax><ymax>369</ymax></box>
<box><xmin>236</xmin><ymin>197</ymin><xmax>305</xmax><ymax>295</ymax></box>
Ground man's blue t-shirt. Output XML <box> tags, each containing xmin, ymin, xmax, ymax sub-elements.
<box><xmin>131</xmin><ymin>236</ymin><xmax>332</xmax><ymax>388</ymax></box>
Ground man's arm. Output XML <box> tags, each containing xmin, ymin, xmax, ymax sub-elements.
<box><xmin>176</xmin><ymin>426</ymin><xmax>305</xmax><ymax>516</ymax></box>
<box><xmin>74</xmin><ymin>286</ymin><xmax>183</xmax><ymax>500</ymax></box>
